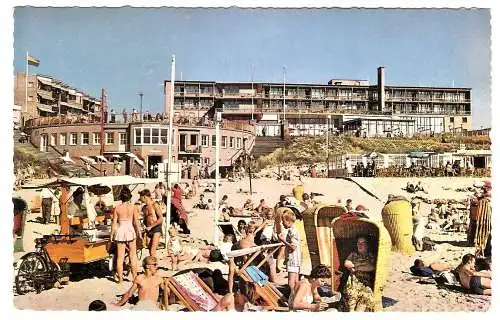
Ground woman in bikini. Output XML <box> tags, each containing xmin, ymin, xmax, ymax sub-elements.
<box><xmin>290</xmin><ymin>264</ymin><xmax>330</xmax><ymax>311</ymax></box>
<box><xmin>111</xmin><ymin>186</ymin><xmax>142</xmax><ymax>283</ymax></box>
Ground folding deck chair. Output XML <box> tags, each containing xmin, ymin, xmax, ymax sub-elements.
<box><xmin>227</xmin><ymin>243</ymin><xmax>288</xmax><ymax>311</ymax></box>
<box><xmin>165</xmin><ymin>271</ymin><xmax>220</xmax><ymax>311</ymax></box>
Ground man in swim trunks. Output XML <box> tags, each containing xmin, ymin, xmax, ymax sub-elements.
<box><xmin>139</xmin><ymin>189</ymin><xmax>164</xmax><ymax>258</ymax></box>
<box><xmin>113</xmin><ymin>256</ymin><xmax>168</xmax><ymax>310</ymax></box>
<box><xmin>457</xmin><ymin>253</ymin><xmax>492</xmax><ymax>295</ymax></box>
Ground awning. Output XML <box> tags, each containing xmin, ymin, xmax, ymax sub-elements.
<box><xmin>37</xmin><ymin>78</ymin><xmax>52</xmax><ymax>85</ymax></box>
<box><xmin>126</xmin><ymin>153</ymin><xmax>144</xmax><ymax>167</ymax></box>
<box><xmin>22</xmin><ymin>175</ymin><xmax>161</xmax><ymax>189</ymax></box>
<box><xmin>408</xmin><ymin>151</ymin><xmax>429</xmax><ymax>158</ymax></box>
<box><xmin>94</xmin><ymin>155</ymin><xmax>109</xmax><ymax>163</ymax></box>
<box><xmin>37</xmin><ymin>104</ymin><xmax>56</xmax><ymax>113</ymax></box>
<box><xmin>37</xmin><ymin>91</ymin><xmax>54</xmax><ymax>101</ymax></box>
<box><xmin>80</xmin><ymin>156</ymin><xmax>96</xmax><ymax>164</ymax></box>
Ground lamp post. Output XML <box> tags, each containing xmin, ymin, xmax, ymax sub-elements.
<box><xmin>138</xmin><ymin>92</ymin><xmax>144</xmax><ymax>121</ymax></box>
<box><xmin>214</xmin><ymin>111</ymin><xmax>221</xmax><ymax>245</ymax></box>
<box><xmin>326</xmin><ymin>115</ymin><xmax>331</xmax><ymax>177</ymax></box>
<box><xmin>243</xmin><ymin>137</ymin><xmax>252</xmax><ymax>195</ymax></box>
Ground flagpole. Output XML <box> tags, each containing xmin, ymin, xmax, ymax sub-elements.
<box><xmin>165</xmin><ymin>54</ymin><xmax>175</xmax><ymax>245</ymax></box>
<box><xmin>25</xmin><ymin>51</ymin><xmax>29</xmax><ymax>115</ymax></box>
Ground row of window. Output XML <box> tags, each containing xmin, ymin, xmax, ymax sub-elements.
<box><xmin>49</xmin><ymin>132</ymin><xmax>127</xmax><ymax>146</ymax></box>
<box><xmin>202</xmin><ymin>135</ymin><xmax>243</xmax><ymax>149</ymax></box>
<box><xmin>133</xmin><ymin>127</ymin><xmax>244</xmax><ymax>149</ymax></box>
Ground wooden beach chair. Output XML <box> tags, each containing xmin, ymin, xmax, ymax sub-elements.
<box><xmin>469</xmin><ymin>198</ymin><xmax>491</xmax><ymax>256</ymax></box>
<box><xmin>330</xmin><ymin>215</ymin><xmax>392</xmax><ymax>311</ymax></box>
<box><xmin>164</xmin><ymin>271</ymin><xmax>220</xmax><ymax>311</ymax></box>
<box><xmin>30</xmin><ymin>195</ymin><xmax>41</xmax><ymax>213</ymax></box>
<box><xmin>303</xmin><ymin>204</ymin><xmax>347</xmax><ymax>267</ymax></box>
<box><xmin>227</xmin><ymin>243</ymin><xmax>288</xmax><ymax>311</ymax></box>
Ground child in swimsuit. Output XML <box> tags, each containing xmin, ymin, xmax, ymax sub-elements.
<box><xmin>167</xmin><ymin>227</ymin><xmax>183</xmax><ymax>271</ymax></box>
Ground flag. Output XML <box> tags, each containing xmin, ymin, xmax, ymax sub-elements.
<box><xmin>27</xmin><ymin>55</ymin><xmax>40</xmax><ymax>67</ymax></box>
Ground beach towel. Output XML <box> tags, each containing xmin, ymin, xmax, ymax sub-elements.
<box><xmin>245</xmin><ymin>265</ymin><xmax>269</xmax><ymax>286</ymax></box>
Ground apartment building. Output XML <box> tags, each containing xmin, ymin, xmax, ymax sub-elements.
<box><xmin>14</xmin><ymin>72</ymin><xmax>101</xmax><ymax>121</ymax></box>
<box><xmin>165</xmin><ymin>67</ymin><xmax>472</xmax><ymax>137</ymax></box>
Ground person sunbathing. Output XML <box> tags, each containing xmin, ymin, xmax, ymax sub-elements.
<box><xmin>193</xmin><ymin>194</ymin><xmax>208</xmax><ymax>210</ymax></box>
<box><xmin>243</xmin><ymin>199</ymin><xmax>255</xmax><ymax>211</ymax></box>
<box><xmin>456</xmin><ymin>254</ymin><xmax>491</xmax><ymax>295</ymax></box>
<box><xmin>113</xmin><ymin>256</ymin><xmax>168</xmax><ymax>310</ymax></box>
<box><xmin>235</xmin><ymin>219</ymin><xmax>247</xmax><ymax>240</ymax></box>
<box><xmin>192</xmin><ymin>234</ymin><xmax>235</xmax><ymax>263</ymax></box>
<box><xmin>255</xmin><ymin>199</ymin><xmax>267</xmax><ymax>214</ymax></box>
<box><xmin>410</xmin><ymin>259</ymin><xmax>452</xmax><ymax>277</ymax></box>
<box><xmin>290</xmin><ymin>265</ymin><xmax>331</xmax><ymax>311</ymax></box>
<box><xmin>213</xmin><ymin>282</ymin><xmax>262</xmax><ymax>311</ymax></box>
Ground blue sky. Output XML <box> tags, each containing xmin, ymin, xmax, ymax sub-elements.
<box><xmin>13</xmin><ymin>7</ymin><xmax>491</xmax><ymax>128</ymax></box>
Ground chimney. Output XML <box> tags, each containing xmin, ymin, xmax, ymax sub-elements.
<box><xmin>377</xmin><ymin>67</ymin><xmax>385</xmax><ymax>112</ymax></box>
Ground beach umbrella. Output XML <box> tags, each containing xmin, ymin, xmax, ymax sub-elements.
<box><xmin>88</xmin><ymin>185</ymin><xmax>111</xmax><ymax>196</ymax></box>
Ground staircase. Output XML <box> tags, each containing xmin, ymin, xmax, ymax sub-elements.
<box><xmin>252</xmin><ymin>136</ymin><xmax>290</xmax><ymax>158</ymax></box>
<box><xmin>13</xmin><ymin>130</ymin><xmax>93</xmax><ymax>177</ymax></box>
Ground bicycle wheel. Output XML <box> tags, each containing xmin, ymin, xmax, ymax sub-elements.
<box><xmin>15</xmin><ymin>252</ymin><xmax>49</xmax><ymax>295</ymax></box>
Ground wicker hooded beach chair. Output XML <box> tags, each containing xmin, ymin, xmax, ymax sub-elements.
<box><xmin>381</xmin><ymin>198</ymin><xmax>415</xmax><ymax>255</ymax></box>
<box><xmin>330</xmin><ymin>216</ymin><xmax>392</xmax><ymax>311</ymax></box>
<box><xmin>303</xmin><ymin>204</ymin><xmax>347</xmax><ymax>267</ymax></box>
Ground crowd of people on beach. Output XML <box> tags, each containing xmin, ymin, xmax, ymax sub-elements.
<box><xmin>13</xmin><ymin>169</ymin><xmax>493</xmax><ymax>311</ymax></box>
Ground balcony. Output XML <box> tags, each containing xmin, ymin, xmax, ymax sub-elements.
<box><xmin>179</xmin><ymin>145</ymin><xmax>202</xmax><ymax>154</ymax></box>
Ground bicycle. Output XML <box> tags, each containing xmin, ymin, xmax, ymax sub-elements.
<box><xmin>15</xmin><ymin>235</ymin><xmax>71</xmax><ymax>295</ymax></box>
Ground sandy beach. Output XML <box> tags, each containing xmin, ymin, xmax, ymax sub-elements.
<box><xmin>12</xmin><ymin>176</ymin><xmax>491</xmax><ymax>311</ymax></box>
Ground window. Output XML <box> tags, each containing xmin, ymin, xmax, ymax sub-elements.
<box><xmin>81</xmin><ymin>132</ymin><xmax>89</xmax><ymax>145</ymax></box>
<box><xmin>190</xmin><ymin>134</ymin><xmax>198</xmax><ymax>146</ymax></box>
<box><xmin>70</xmin><ymin>133</ymin><xmax>77</xmax><ymax>145</ymax></box>
<box><xmin>119</xmin><ymin>133</ymin><xmax>127</xmax><ymax>145</ymax></box>
<box><xmin>28</xmin><ymin>81</ymin><xmax>34</xmax><ymax>88</ymax></box>
<box><xmin>161</xmin><ymin>129</ymin><xmax>168</xmax><ymax>144</ymax></box>
<box><xmin>211</xmin><ymin>135</ymin><xmax>216</xmax><ymax>146</ymax></box>
<box><xmin>28</xmin><ymin>96</ymin><xmax>34</xmax><ymax>102</ymax></box>
<box><xmin>50</xmin><ymin>133</ymin><xmax>57</xmax><ymax>146</ymax></box>
<box><xmin>143</xmin><ymin>128</ymin><xmax>151</xmax><ymax>144</ymax></box>
<box><xmin>236</xmin><ymin>137</ymin><xmax>242</xmax><ymax>149</ymax></box>
<box><xmin>149</xmin><ymin>128</ymin><xmax>158</xmax><ymax>144</ymax></box>
<box><xmin>462</xmin><ymin>117</ymin><xmax>468</xmax><ymax>123</ymax></box>
<box><xmin>134</xmin><ymin>127</ymin><xmax>169</xmax><ymax>145</ymax></box>
<box><xmin>60</xmin><ymin>133</ymin><xmax>66</xmax><ymax>146</ymax></box>
<box><xmin>201</xmin><ymin>135</ymin><xmax>209</xmax><ymax>147</ymax></box>
<box><xmin>93</xmin><ymin>133</ymin><xmax>100</xmax><ymax>145</ymax></box>
<box><xmin>134</xmin><ymin>128</ymin><xmax>142</xmax><ymax>144</ymax></box>
<box><xmin>229</xmin><ymin>137</ymin><xmax>234</xmax><ymax>148</ymax></box>
<box><xmin>450</xmin><ymin>117</ymin><xmax>454</xmax><ymax>123</ymax></box>
<box><xmin>222</xmin><ymin>136</ymin><xmax>228</xmax><ymax>148</ymax></box>
<box><xmin>106</xmin><ymin>132</ymin><xmax>114</xmax><ymax>144</ymax></box>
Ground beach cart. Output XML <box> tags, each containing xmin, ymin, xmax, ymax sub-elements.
<box><xmin>330</xmin><ymin>215</ymin><xmax>392</xmax><ymax>311</ymax></box>
<box><xmin>15</xmin><ymin>176</ymin><xmax>158</xmax><ymax>295</ymax></box>
<box><xmin>303</xmin><ymin>204</ymin><xmax>347</xmax><ymax>267</ymax></box>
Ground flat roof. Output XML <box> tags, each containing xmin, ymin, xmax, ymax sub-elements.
<box><xmin>165</xmin><ymin>79</ymin><xmax>470</xmax><ymax>91</ymax></box>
